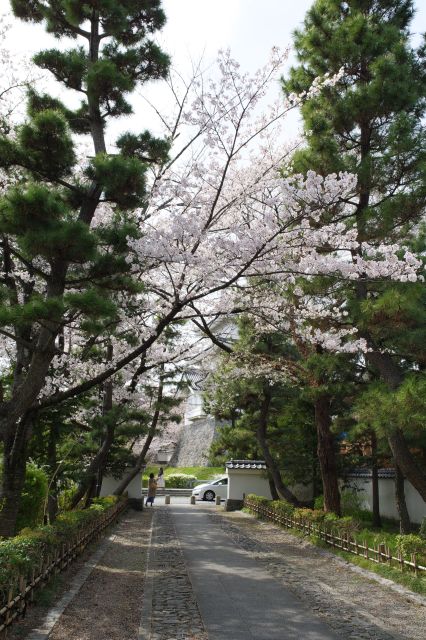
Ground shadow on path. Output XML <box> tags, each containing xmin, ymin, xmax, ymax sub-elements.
<box><xmin>171</xmin><ymin>504</ymin><xmax>339</xmax><ymax>640</ymax></box>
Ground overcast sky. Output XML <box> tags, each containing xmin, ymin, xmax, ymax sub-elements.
<box><xmin>4</xmin><ymin>0</ymin><xmax>426</xmax><ymax>139</ymax></box>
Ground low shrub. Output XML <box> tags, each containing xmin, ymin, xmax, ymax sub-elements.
<box><xmin>271</xmin><ymin>500</ymin><xmax>295</xmax><ymax>517</ymax></box>
<box><xmin>57</xmin><ymin>483</ymin><xmax>78</xmax><ymax>511</ymax></box>
<box><xmin>0</xmin><ymin>496</ymin><xmax>123</xmax><ymax>590</ymax></box>
<box><xmin>294</xmin><ymin>508</ymin><xmax>324</xmax><ymax>523</ymax></box>
<box><xmin>246</xmin><ymin>494</ymin><xmax>270</xmax><ymax>507</ymax></box>
<box><xmin>12</xmin><ymin>463</ymin><xmax>48</xmax><ymax>531</ymax></box>
<box><xmin>335</xmin><ymin>516</ymin><xmax>360</xmax><ymax>535</ymax></box>
<box><xmin>313</xmin><ymin>495</ymin><xmax>324</xmax><ymax>510</ymax></box>
<box><xmin>396</xmin><ymin>534</ymin><xmax>426</xmax><ymax>558</ymax></box>
<box><xmin>341</xmin><ymin>489</ymin><xmax>365</xmax><ymax>518</ymax></box>
<box><xmin>323</xmin><ymin>512</ymin><xmax>339</xmax><ymax>524</ymax></box>
<box><xmin>166</xmin><ymin>473</ymin><xmax>197</xmax><ymax>488</ymax></box>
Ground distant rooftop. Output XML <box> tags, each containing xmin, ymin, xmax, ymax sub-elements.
<box><xmin>226</xmin><ymin>460</ymin><xmax>267</xmax><ymax>470</ymax></box>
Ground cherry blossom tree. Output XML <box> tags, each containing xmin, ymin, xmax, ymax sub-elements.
<box><xmin>1</xmin><ymin>2</ymin><xmax>423</xmax><ymax>537</ymax></box>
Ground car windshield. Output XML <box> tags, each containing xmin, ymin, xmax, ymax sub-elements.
<box><xmin>213</xmin><ymin>478</ymin><xmax>228</xmax><ymax>485</ymax></box>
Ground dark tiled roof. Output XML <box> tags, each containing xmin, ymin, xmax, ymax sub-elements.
<box><xmin>345</xmin><ymin>468</ymin><xmax>396</xmax><ymax>479</ymax></box>
<box><xmin>226</xmin><ymin>460</ymin><xmax>267</xmax><ymax>470</ymax></box>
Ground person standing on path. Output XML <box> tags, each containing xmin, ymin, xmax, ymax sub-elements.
<box><xmin>157</xmin><ymin>467</ymin><xmax>165</xmax><ymax>490</ymax></box>
<box><xmin>145</xmin><ymin>473</ymin><xmax>157</xmax><ymax>507</ymax></box>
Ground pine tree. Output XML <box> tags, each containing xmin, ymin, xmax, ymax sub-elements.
<box><xmin>204</xmin><ymin>320</ymin><xmax>319</xmax><ymax>505</ymax></box>
<box><xmin>283</xmin><ymin>0</ymin><xmax>426</xmax><ymax>502</ymax></box>
<box><xmin>0</xmin><ymin>0</ymin><xmax>170</xmax><ymax>535</ymax></box>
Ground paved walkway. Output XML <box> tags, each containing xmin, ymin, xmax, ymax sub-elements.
<box><xmin>19</xmin><ymin>500</ymin><xmax>424</xmax><ymax>640</ymax></box>
<box><xmin>141</xmin><ymin>503</ymin><xmax>339</xmax><ymax>640</ymax></box>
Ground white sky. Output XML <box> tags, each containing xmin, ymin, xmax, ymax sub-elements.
<box><xmin>3</xmin><ymin>0</ymin><xmax>426</xmax><ymax>140</ymax></box>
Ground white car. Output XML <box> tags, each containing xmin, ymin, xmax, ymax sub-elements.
<box><xmin>192</xmin><ymin>477</ymin><xmax>228</xmax><ymax>501</ymax></box>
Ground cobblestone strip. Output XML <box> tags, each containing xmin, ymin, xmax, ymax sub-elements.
<box><xmin>148</xmin><ymin>508</ymin><xmax>207</xmax><ymax>640</ymax></box>
<box><xmin>209</xmin><ymin>511</ymin><xmax>421</xmax><ymax>640</ymax></box>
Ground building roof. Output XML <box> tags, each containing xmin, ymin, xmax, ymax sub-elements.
<box><xmin>226</xmin><ymin>460</ymin><xmax>267</xmax><ymax>470</ymax></box>
<box><xmin>345</xmin><ymin>468</ymin><xmax>396</xmax><ymax>479</ymax></box>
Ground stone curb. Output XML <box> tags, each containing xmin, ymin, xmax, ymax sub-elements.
<box><xmin>25</xmin><ymin>532</ymin><xmax>117</xmax><ymax>640</ymax></box>
<box><xmin>137</xmin><ymin>511</ymin><xmax>155</xmax><ymax>640</ymax></box>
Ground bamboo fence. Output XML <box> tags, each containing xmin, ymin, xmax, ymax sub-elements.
<box><xmin>244</xmin><ymin>497</ymin><xmax>426</xmax><ymax>576</ymax></box>
<box><xmin>0</xmin><ymin>499</ymin><xmax>127</xmax><ymax>636</ymax></box>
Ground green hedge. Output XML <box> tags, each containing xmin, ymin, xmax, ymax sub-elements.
<box><xmin>247</xmin><ymin>494</ymin><xmax>360</xmax><ymax>535</ymax></box>
<box><xmin>166</xmin><ymin>473</ymin><xmax>197</xmax><ymax>488</ymax></box>
<box><xmin>245</xmin><ymin>494</ymin><xmax>426</xmax><ymax>563</ymax></box>
<box><xmin>0</xmin><ymin>495</ymin><xmax>121</xmax><ymax>590</ymax></box>
<box><xmin>0</xmin><ymin>463</ymin><xmax>49</xmax><ymax>532</ymax></box>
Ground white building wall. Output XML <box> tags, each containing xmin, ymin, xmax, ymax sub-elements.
<box><xmin>227</xmin><ymin>469</ymin><xmax>273</xmax><ymax>500</ymax></box>
<box><xmin>346</xmin><ymin>476</ymin><xmax>425</xmax><ymax>524</ymax></box>
<box><xmin>184</xmin><ymin>390</ymin><xmax>206</xmax><ymax>423</ymax></box>
<box><xmin>100</xmin><ymin>473</ymin><xmax>142</xmax><ymax>500</ymax></box>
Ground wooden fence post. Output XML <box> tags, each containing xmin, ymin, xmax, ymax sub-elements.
<box><xmin>412</xmin><ymin>553</ymin><xmax>418</xmax><ymax>577</ymax></box>
<box><xmin>5</xmin><ymin>580</ymin><xmax>15</xmax><ymax>630</ymax></box>
<box><xmin>19</xmin><ymin>576</ymin><xmax>26</xmax><ymax>619</ymax></box>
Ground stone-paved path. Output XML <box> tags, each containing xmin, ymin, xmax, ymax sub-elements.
<box><xmin>144</xmin><ymin>508</ymin><xmax>207</xmax><ymax>640</ymax></box>
<box><xmin>209</xmin><ymin>508</ymin><xmax>426</xmax><ymax>640</ymax></box>
<box><xmin>18</xmin><ymin>500</ymin><xmax>425</xmax><ymax>640</ymax></box>
<box><xmin>142</xmin><ymin>503</ymin><xmax>341</xmax><ymax>640</ymax></box>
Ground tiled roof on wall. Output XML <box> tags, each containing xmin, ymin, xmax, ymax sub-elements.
<box><xmin>226</xmin><ymin>460</ymin><xmax>267</xmax><ymax>470</ymax></box>
<box><xmin>345</xmin><ymin>468</ymin><xmax>396</xmax><ymax>479</ymax></box>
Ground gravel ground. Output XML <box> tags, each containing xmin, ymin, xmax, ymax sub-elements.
<box><xmin>45</xmin><ymin>510</ymin><xmax>149</xmax><ymax>640</ymax></box>
<box><xmin>7</xmin><ymin>529</ymin><xmax>120</xmax><ymax>640</ymax></box>
<box><xmin>211</xmin><ymin>510</ymin><xmax>426</xmax><ymax>640</ymax></box>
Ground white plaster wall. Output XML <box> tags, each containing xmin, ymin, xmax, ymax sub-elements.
<box><xmin>346</xmin><ymin>476</ymin><xmax>425</xmax><ymax>524</ymax></box>
<box><xmin>100</xmin><ymin>473</ymin><xmax>142</xmax><ymax>500</ymax></box>
<box><xmin>184</xmin><ymin>391</ymin><xmax>206</xmax><ymax>423</ymax></box>
<box><xmin>227</xmin><ymin>469</ymin><xmax>273</xmax><ymax>500</ymax></box>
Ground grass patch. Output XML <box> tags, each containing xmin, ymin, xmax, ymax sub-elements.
<box><xmin>327</xmin><ymin>546</ymin><xmax>426</xmax><ymax>596</ymax></box>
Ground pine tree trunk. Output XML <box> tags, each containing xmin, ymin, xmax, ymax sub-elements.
<box><xmin>0</xmin><ymin>452</ymin><xmax>26</xmax><ymax>537</ymax></box>
<box><xmin>387</xmin><ymin>429</ymin><xmax>426</xmax><ymax>501</ymax></box>
<box><xmin>70</xmin><ymin>428</ymin><xmax>115</xmax><ymax>509</ymax></box>
<box><xmin>395</xmin><ymin>464</ymin><xmax>411</xmax><ymax>534</ymax></box>
<box><xmin>72</xmin><ymin>342</ymin><xmax>115</xmax><ymax>508</ymax></box>
<box><xmin>366</xmin><ymin>352</ymin><xmax>426</xmax><ymax>502</ymax></box>
<box><xmin>268</xmin><ymin>477</ymin><xmax>280</xmax><ymax>501</ymax></box>
<box><xmin>47</xmin><ymin>423</ymin><xmax>59</xmax><ymax>523</ymax></box>
<box><xmin>312</xmin><ymin>439</ymin><xmax>320</xmax><ymax>503</ymax></box>
<box><xmin>314</xmin><ymin>394</ymin><xmax>341</xmax><ymax>515</ymax></box>
<box><xmin>371</xmin><ymin>431</ymin><xmax>381</xmax><ymax>528</ymax></box>
<box><xmin>84</xmin><ymin>476</ymin><xmax>98</xmax><ymax>508</ymax></box>
<box><xmin>256</xmin><ymin>386</ymin><xmax>299</xmax><ymax>506</ymax></box>
<box><xmin>0</xmin><ymin>413</ymin><xmax>34</xmax><ymax>537</ymax></box>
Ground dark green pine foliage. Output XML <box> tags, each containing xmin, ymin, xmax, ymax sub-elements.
<box><xmin>205</xmin><ymin>320</ymin><xmax>318</xmax><ymax>503</ymax></box>
<box><xmin>283</xmin><ymin>0</ymin><xmax>426</xmax><ymax>501</ymax></box>
<box><xmin>0</xmin><ymin>0</ymin><xmax>170</xmax><ymax>536</ymax></box>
